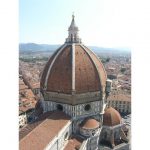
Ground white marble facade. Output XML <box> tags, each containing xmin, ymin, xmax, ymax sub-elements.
<box><xmin>42</xmin><ymin>100</ymin><xmax>104</xmax><ymax>119</ymax></box>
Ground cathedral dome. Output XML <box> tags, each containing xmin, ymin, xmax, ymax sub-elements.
<box><xmin>103</xmin><ymin>107</ymin><xmax>121</xmax><ymax>126</ymax></box>
<box><xmin>80</xmin><ymin>118</ymin><xmax>99</xmax><ymax>129</ymax></box>
<box><xmin>40</xmin><ymin>44</ymin><xmax>107</xmax><ymax>94</ymax></box>
<box><xmin>40</xmin><ymin>15</ymin><xmax>107</xmax><ymax>105</ymax></box>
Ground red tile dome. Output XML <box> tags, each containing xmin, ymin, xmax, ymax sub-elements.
<box><xmin>103</xmin><ymin>107</ymin><xmax>121</xmax><ymax>126</ymax></box>
<box><xmin>40</xmin><ymin>44</ymin><xmax>107</xmax><ymax>94</ymax></box>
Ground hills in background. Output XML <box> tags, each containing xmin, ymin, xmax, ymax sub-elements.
<box><xmin>19</xmin><ymin>43</ymin><xmax>131</xmax><ymax>54</ymax></box>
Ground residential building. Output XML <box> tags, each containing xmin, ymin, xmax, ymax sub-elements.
<box><xmin>106</xmin><ymin>94</ymin><xmax>131</xmax><ymax>114</ymax></box>
<box><xmin>19</xmin><ymin>112</ymin><xmax>27</xmax><ymax>128</ymax></box>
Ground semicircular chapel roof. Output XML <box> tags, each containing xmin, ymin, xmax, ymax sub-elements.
<box><xmin>103</xmin><ymin>107</ymin><xmax>121</xmax><ymax>126</ymax></box>
<box><xmin>80</xmin><ymin>118</ymin><xmax>99</xmax><ymax>129</ymax></box>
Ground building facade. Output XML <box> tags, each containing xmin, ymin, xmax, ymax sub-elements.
<box><xmin>19</xmin><ymin>112</ymin><xmax>27</xmax><ymax>128</ymax></box>
<box><xmin>106</xmin><ymin>94</ymin><xmax>131</xmax><ymax>114</ymax></box>
<box><xmin>19</xmin><ymin>15</ymin><xmax>130</xmax><ymax>150</ymax></box>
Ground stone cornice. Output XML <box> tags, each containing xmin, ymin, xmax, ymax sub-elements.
<box><xmin>43</xmin><ymin>91</ymin><xmax>102</xmax><ymax>105</ymax></box>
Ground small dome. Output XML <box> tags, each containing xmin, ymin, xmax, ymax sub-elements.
<box><xmin>103</xmin><ymin>107</ymin><xmax>121</xmax><ymax>126</ymax></box>
<box><xmin>80</xmin><ymin>118</ymin><xmax>99</xmax><ymax>129</ymax></box>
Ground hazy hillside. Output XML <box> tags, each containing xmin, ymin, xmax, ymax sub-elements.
<box><xmin>19</xmin><ymin>43</ymin><xmax>131</xmax><ymax>54</ymax></box>
<box><xmin>19</xmin><ymin>43</ymin><xmax>60</xmax><ymax>52</ymax></box>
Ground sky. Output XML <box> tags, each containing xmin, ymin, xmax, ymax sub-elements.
<box><xmin>19</xmin><ymin>0</ymin><xmax>132</xmax><ymax>48</ymax></box>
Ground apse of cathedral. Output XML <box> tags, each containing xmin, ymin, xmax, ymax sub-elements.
<box><xmin>19</xmin><ymin>15</ymin><xmax>130</xmax><ymax>150</ymax></box>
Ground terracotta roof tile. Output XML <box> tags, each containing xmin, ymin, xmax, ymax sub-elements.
<box><xmin>80</xmin><ymin>118</ymin><xmax>99</xmax><ymax>129</ymax></box>
<box><xmin>83</xmin><ymin>45</ymin><xmax>107</xmax><ymax>88</ymax></box>
<box><xmin>40</xmin><ymin>46</ymin><xmax>63</xmax><ymax>88</ymax></box>
<box><xmin>47</xmin><ymin>45</ymin><xmax>72</xmax><ymax>93</ymax></box>
<box><xmin>103</xmin><ymin>107</ymin><xmax>121</xmax><ymax>126</ymax></box>
<box><xmin>64</xmin><ymin>136</ymin><xmax>83</xmax><ymax>150</ymax></box>
<box><xmin>19</xmin><ymin>111</ymin><xmax>71</xmax><ymax>150</ymax></box>
<box><xmin>19</xmin><ymin>84</ymin><xmax>28</xmax><ymax>90</ymax></box>
<box><xmin>107</xmin><ymin>94</ymin><xmax>131</xmax><ymax>102</ymax></box>
<box><xmin>31</xmin><ymin>82</ymin><xmax>40</xmax><ymax>89</ymax></box>
<box><xmin>40</xmin><ymin>44</ymin><xmax>107</xmax><ymax>96</ymax></box>
<box><xmin>75</xmin><ymin>45</ymin><xmax>101</xmax><ymax>93</ymax></box>
<box><xmin>19</xmin><ymin>111</ymin><xmax>53</xmax><ymax>140</ymax></box>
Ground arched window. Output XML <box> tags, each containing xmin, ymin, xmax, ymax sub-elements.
<box><xmin>71</xmin><ymin>34</ymin><xmax>73</xmax><ymax>42</ymax></box>
<box><xmin>114</xmin><ymin>131</ymin><xmax>117</xmax><ymax>139</ymax></box>
<box><xmin>74</xmin><ymin>34</ymin><xmax>77</xmax><ymax>41</ymax></box>
<box><xmin>56</xmin><ymin>104</ymin><xmax>63</xmax><ymax>111</ymax></box>
<box><xmin>92</xmin><ymin>130</ymin><xmax>95</xmax><ymax>136</ymax></box>
<box><xmin>64</xmin><ymin>132</ymin><xmax>69</xmax><ymax>140</ymax></box>
<box><xmin>104</xmin><ymin>132</ymin><xmax>107</xmax><ymax>139</ymax></box>
<box><xmin>84</xmin><ymin>104</ymin><xmax>91</xmax><ymax>111</ymax></box>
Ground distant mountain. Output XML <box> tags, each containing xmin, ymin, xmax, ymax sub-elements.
<box><xmin>19</xmin><ymin>43</ymin><xmax>60</xmax><ymax>52</ymax></box>
<box><xmin>88</xmin><ymin>46</ymin><xmax>130</xmax><ymax>53</ymax></box>
<box><xmin>19</xmin><ymin>43</ymin><xmax>131</xmax><ymax>53</ymax></box>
